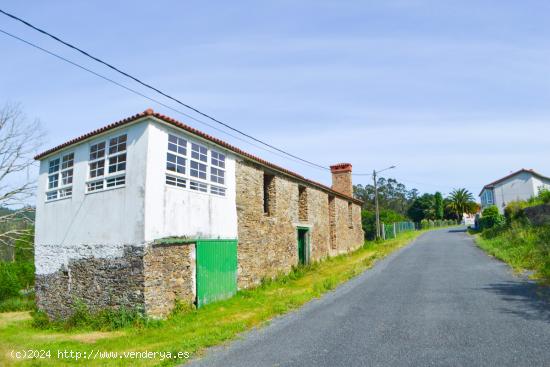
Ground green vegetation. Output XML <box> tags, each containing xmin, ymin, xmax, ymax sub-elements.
<box><xmin>474</xmin><ymin>189</ymin><xmax>550</xmax><ymax>283</ymax></box>
<box><xmin>0</xmin><ymin>227</ymin><xmax>35</xmax><ymax>313</ymax></box>
<box><xmin>476</xmin><ymin>223</ymin><xmax>550</xmax><ymax>282</ymax></box>
<box><xmin>354</xmin><ymin>178</ymin><xmax>468</xmax><ymax>238</ymax></box>
<box><xmin>477</xmin><ymin>205</ymin><xmax>505</xmax><ymax>231</ymax></box>
<box><xmin>361</xmin><ymin>209</ymin><xmax>406</xmax><ymax>240</ymax></box>
<box><xmin>0</xmin><ymin>231</ymin><xmax>424</xmax><ymax>366</ymax></box>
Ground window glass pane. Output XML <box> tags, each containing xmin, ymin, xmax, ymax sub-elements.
<box><xmin>90</xmin><ymin>142</ymin><xmax>106</xmax><ymax>160</ymax></box>
<box><xmin>166</xmin><ymin>153</ymin><xmax>185</xmax><ymax>174</ymax></box>
<box><xmin>59</xmin><ymin>187</ymin><xmax>72</xmax><ymax>198</ymax></box>
<box><xmin>190</xmin><ymin>180</ymin><xmax>207</xmax><ymax>192</ymax></box>
<box><xmin>211</xmin><ymin>151</ymin><xmax>225</xmax><ymax>168</ymax></box>
<box><xmin>109</xmin><ymin>134</ymin><xmax>127</xmax><ymax>155</ymax></box>
<box><xmin>190</xmin><ymin>161</ymin><xmax>207</xmax><ymax>179</ymax></box>
<box><xmin>168</xmin><ymin>135</ymin><xmax>187</xmax><ymax>155</ymax></box>
<box><xmin>106</xmin><ymin>176</ymin><xmax>125</xmax><ymax>187</ymax></box>
<box><xmin>90</xmin><ymin>160</ymin><xmax>105</xmax><ymax>178</ymax></box>
<box><xmin>211</xmin><ymin>185</ymin><xmax>226</xmax><ymax>196</ymax></box>
<box><xmin>46</xmin><ymin>191</ymin><xmax>58</xmax><ymax>200</ymax></box>
<box><xmin>61</xmin><ymin>169</ymin><xmax>73</xmax><ymax>185</ymax></box>
<box><xmin>191</xmin><ymin>143</ymin><xmax>207</xmax><ymax>162</ymax></box>
<box><xmin>61</xmin><ymin>153</ymin><xmax>74</xmax><ymax>169</ymax></box>
<box><xmin>48</xmin><ymin>174</ymin><xmax>59</xmax><ymax>189</ymax></box>
<box><xmin>49</xmin><ymin>158</ymin><xmax>60</xmax><ymax>174</ymax></box>
<box><xmin>166</xmin><ymin>175</ymin><xmax>186</xmax><ymax>188</ymax></box>
<box><xmin>109</xmin><ymin>153</ymin><xmax>126</xmax><ymax>173</ymax></box>
<box><xmin>87</xmin><ymin>180</ymin><xmax>104</xmax><ymax>192</ymax></box>
<box><xmin>210</xmin><ymin>167</ymin><xmax>225</xmax><ymax>184</ymax></box>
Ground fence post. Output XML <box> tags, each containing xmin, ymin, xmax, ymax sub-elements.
<box><xmin>393</xmin><ymin>223</ymin><xmax>397</xmax><ymax>238</ymax></box>
<box><xmin>381</xmin><ymin>223</ymin><xmax>386</xmax><ymax>240</ymax></box>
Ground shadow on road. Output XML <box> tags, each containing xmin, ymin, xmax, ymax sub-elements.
<box><xmin>482</xmin><ymin>281</ymin><xmax>550</xmax><ymax>323</ymax></box>
<box><xmin>448</xmin><ymin>229</ymin><xmax>467</xmax><ymax>233</ymax></box>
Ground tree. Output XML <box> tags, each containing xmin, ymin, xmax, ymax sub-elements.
<box><xmin>434</xmin><ymin>192</ymin><xmax>444</xmax><ymax>220</ymax></box>
<box><xmin>354</xmin><ymin>177</ymin><xmax>417</xmax><ymax>216</ymax></box>
<box><xmin>0</xmin><ymin>103</ymin><xmax>42</xmax><ymax>260</ymax></box>
<box><xmin>447</xmin><ymin>188</ymin><xmax>475</xmax><ymax>222</ymax></box>
<box><xmin>361</xmin><ymin>209</ymin><xmax>406</xmax><ymax>240</ymax></box>
<box><xmin>407</xmin><ymin>193</ymin><xmax>435</xmax><ymax>223</ymax></box>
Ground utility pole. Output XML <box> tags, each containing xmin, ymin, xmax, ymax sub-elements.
<box><xmin>372</xmin><ymin>165</ymin><xmax>396</xmax><ymax>240</ymax></box>
<box><xmin>374</xmin><ymin>169</ymin><xmax>380</xmax><ymax>239</ymax></box>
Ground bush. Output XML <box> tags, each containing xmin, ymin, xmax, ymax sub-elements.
<box><xmin>0</xmin><ymin>292</ymin><xmax>35</xmax><ymax>312</ymax></box>
<box><xmin>539</xmin><ymin>188</ymin><xmax>550</xmax><ymax>204</ymax></box>
<box><xmin>0</xmin><ymin>263</ymin><xmax>21</xmax><ymax>301</ymax></box>
<box><xmin>504</xmin><ymin>201</ymin><xmax>529</xmax><ymax>224</ymax></box>
<box><xmin>479</xmin><ymin>205</ymin><xmax>505</xmax><ymax>230</ymax></box>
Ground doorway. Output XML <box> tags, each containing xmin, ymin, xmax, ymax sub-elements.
<box><xmin>297</xmin><ymin>228</ymin><xmax>309</xmax><ymax>265</ymax></box>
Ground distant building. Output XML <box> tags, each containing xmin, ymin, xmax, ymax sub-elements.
<box><xmin>34</xmin><ymin>109</ymin><xmax>364</xmax><ymax>318</ymax></box>
<box><xmin>479</xmin><ymin>169</ymin><xmax>550</xmax><ymax>213</ymax></box>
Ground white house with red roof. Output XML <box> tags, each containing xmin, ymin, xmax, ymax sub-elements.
<box><xmin>479</xmin><ymin>169</ymin><xmax>550</xmax><ymax>213</ymax></box>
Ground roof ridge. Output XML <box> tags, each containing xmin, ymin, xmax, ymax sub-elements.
<box><xmin>34</xmin><ymin>109</ymin><xmax>363</xmax><ymax>204</ymax></box>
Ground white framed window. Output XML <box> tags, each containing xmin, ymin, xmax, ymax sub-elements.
<box><xmin>165</xmin><ymin>134</ymin><xmax>226</xmax><ymax>197</ymax></box>
<box><xmin>191</xmin><ymin>143</ymin><xmax>207</xmax><ymax>162</ymax></box>
<box><xmin>167</xmin><ymin>153</ymin><xmax>186</xmax><ymax>174</ymax></box>
<box><xmin>210</xmin><ymin>167</ymin><xmax>224</xmax><ymax>184</ymax></box>
<box><xmin>190</xmin><ymin>161</ymin><xmax>207</xmax><ymax>180</ymax></box>
<box><xmin>86</xmin><ymin>134</ymin><xmax>127</xmax><ymax>193</ymax></box>
<box><xmin>46</xmin><ymin>152</ymin><xmax>74</xmax><ymax>201</ymax></box>
<box><xmin>190</xmin><ymin>180</ymin><xmax>207</xmax><ymax>192</ymax></box>
<box><xmin>211</xmin><ymin>185</ymin><xmax>226</xmax><ymax>196</ymax></box>
<box><xmin>166</xmin><ymin>174</ymin><xmax>186</xmax><ymax>188</ymax></box>
<box><xmin>211</xmin><ymin>151</ymin><xmax>225</xmax><ymax>168</ymax></box>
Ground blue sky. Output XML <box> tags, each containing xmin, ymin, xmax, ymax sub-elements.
<box><xmin>1</xmin><ymin>1</ymin><xmax>550</xmax><ymax>199</ymax></box>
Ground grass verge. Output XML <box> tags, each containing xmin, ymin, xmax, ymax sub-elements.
<box><xmin>474</xmin><ymin>223</ymin><xmax>550</xmax><ymax>282</ymax></box>
<box><xmin>0</xmin><ymin>230</ymin><xmax>424</xmax><ymax>366</ymax></box>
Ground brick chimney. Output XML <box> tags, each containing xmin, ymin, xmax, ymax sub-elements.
<box><xmin>330</xmin><ymin>163</ymin><xmax>353</xmax><ymax>197</ymax></box>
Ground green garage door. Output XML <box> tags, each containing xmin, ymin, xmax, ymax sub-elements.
<box><xmin>196</xmin><ymin>239</ymin><xmax>238</xmax><ymax>307</ymax></box>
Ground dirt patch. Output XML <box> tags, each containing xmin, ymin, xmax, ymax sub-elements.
<box><xmin>0</xmin><ymin>311</ymin><xmax>31</xmax><ymax>327</ymax></box>
<box><xmin>34</xmin><ymin>331</ymin><xmax>125</xmax><ymax>344</ymax></box>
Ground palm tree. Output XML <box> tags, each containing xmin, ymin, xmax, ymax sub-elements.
<box><xmin>447</xmin><ymin>188</ymin><xmax>474</xmax><ymax>222</ymax></box>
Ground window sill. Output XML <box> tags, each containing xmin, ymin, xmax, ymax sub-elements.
<box><xmin>45</xmin><ymin>196</ymin><xmax>72</xmax><ymax>203</ymax></box>
<box><xmin>85</xmin><ymin>185</ymin><xmax>126</xmax><ymax>195</ymax></box>
<box><xmin>165</xmin><ymin>183</ymin><xmax>227</xmax><ymax>198</ymax></box>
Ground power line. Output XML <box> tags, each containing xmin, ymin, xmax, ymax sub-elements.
<box><xmin>0</xmin><ymin>8</ymin><xmax>329</xmax><ymax>171</ymax></box>
<box><xmin>0</xmin><ymin>28</ymin><xmax>327</xmax><ymax>171</ymax></box>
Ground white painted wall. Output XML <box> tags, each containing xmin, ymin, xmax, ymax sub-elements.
<box><xmin>491</xmin><ymin>172</ymin><xmax>539</xmax><ymax>213</ymax></box>
<box><xmin>34</xmin><ymin>120</ymin><xmax>150</xmax><ymax>274</ymax></box>
<box><xmin>143</xmin><ymin>120</ymin><xmax>238</xmax><ymax>241</ymax></box>
<box><xmin>35</xmin><ymin>117</ymin><xmax>239</xmax><ymax>274</ymax></box>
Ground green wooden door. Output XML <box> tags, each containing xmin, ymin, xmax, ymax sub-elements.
<box><xmin>297</xmin><ymin>229</ymin><xmax>308</xmax><ymax>265</ymax></box>
<box><xmin>196</xmin><ymin>239</ymin><xmax>238</xmax><ymax>307</ymax></box>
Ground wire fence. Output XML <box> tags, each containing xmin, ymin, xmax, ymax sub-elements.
<box><xmin>381</xmin><ymin>221</ymin><xmax>415</xmax><ymax>240</ymax></box>
<box><xmin>381</xmin><ymin>219</ymin><xmax>459</xmax><ymax>240</ymax></box>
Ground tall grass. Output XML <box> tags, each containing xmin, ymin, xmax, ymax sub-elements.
<box><xmin>476</xmin><ymin>222</ymin><xmax>550</xmax><ymax>282</ymax></box>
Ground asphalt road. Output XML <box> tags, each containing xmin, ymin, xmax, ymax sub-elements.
<box><xmin>189</xmin><ymin>229</ymin><xmax>550</xmax><ymax>367</ymax></box>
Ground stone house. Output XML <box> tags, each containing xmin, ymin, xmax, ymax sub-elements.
<box><xmin>34</xmin><ymin>109</ymin><xmax>364</xmax><ymax>318</ymax></box>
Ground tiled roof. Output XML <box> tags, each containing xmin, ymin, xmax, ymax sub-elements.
<box><xmin>35</xmin><ymin>109</ymin><xmax>362</xmax><ymax>204</ymax></box>
<box><xmin>479</xmin><ymin>168</ymin><xmax>550</xmax><ymax>196</ymax></box>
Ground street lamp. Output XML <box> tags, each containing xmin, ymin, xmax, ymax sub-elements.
<box><xmin>373</xmin><ymin>166</ymin><xmax>396</xmax><ymax>240</ymax></box>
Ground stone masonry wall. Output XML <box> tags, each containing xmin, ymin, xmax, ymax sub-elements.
<box><xmin>235</xmin><ymin>159</ymin><xmax>364</xmax><ymax>288</ymax></box>
<box><xmin>236</xmin><ymin>160</ymin><xmax>299</xmax><ymax>288</ymax></box>
<box><xmin>35</xmin><ymin>245</ymin><xmax>145</xmax><ymax>320</ymax></box>
<box><xmin>143</xmin><ymin>243</ymin><xmax>196</xmax><ymax>317</ymax></box>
